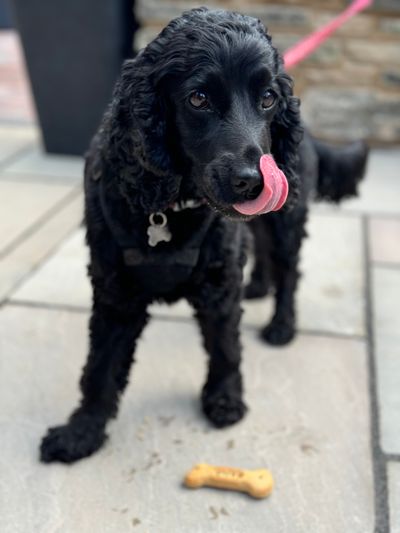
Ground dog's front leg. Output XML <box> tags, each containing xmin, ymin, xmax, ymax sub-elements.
<box><xmin>190</xmin><ymin>284</ymin><xmax>247</xmax><ymax>428</ymax></box>
<box><xmin>40</xmin><ymin>300</ymin><xmax>149</xmax><ymax>463</ymax></box>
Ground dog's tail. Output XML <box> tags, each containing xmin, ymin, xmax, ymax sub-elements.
<box><xmin>314</xmin><ymin>138</ymin><xmax>369</xmax><ymax>202</ymax></box>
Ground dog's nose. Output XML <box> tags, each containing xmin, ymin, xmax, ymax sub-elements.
<box><xmin>233</xmin><ymin>167</ymin><xmax>263</xmax><ymax>199</ymax></box>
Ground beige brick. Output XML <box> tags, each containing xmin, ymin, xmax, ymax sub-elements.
<box><xmin>134</xmin><ymin>27</ymin><xmax>161</xmax><ymax>50</ymax></box>
<box><xmin>373</xmin><ymin>0</ymin><xmax>400</xmax><ymax>11</ymax></box>
<box><xmin>380</xmin><ymin>17</ymin><xmax>400</xmax><ymax>34</ymax></box>
<box><xmin>373</xmin><ymin>93</ymin><xmax>400</xmax><ymax>142</ymax></box>
<box><xmin>304</xmin><ymin>62</ymin><xmax>377</xmax><ymax>86</ymax></box>
<box><xmin>242</xmin><ymin>0</ymin><xmax>346</xmax><ymax>7</ymax></box>
<box><xmin>270</xmin><ymin>33</ymin><xmax>304</xmax><ymax>55</ymax></box>
<box><xmin>302</xmin><ymin>87</ymin><xmax>374</xmax><ymax>141</ymax></box>
<box><xmin>379</xmin><ymin>68</ymin><xmax>400</xmax><ymax>89</ymax></box>
<box><xmin>346</xmin><ymin>40</ymin><xmax>400</xmax><ymax>64</ymax></box>
<box><xmin>312</xmin><ymin>13</ymin><xmax>376</xmax><ymax>35</ymax></box>
<box><xmin>301</xmin><ymin>39</ymin><xmax>343</xmax><ymax>66</ymax></box>
<box><xmin>232</xmin><ymin>4</ymin><xmax>314</xmax><ymax>30</ymax></box>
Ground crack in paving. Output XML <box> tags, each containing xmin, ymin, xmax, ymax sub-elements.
<box><xmin>362</xmin><ymin>215</ymin><xmax>391</xmax><ymax>533</ymax></box>
<box><xmin>5</xmin><ymin>298</ymin><xmax>369</xmax><ymax>343</ymax></box>
<box><xmin>0</xmin><ymin>185</ymin><xmax>82</xmax><ymax>260</ymax></box>
<box><xmin>0</xmin><ymin>142</ymin><xmax>35</xmax><ymax>174</ymax></box>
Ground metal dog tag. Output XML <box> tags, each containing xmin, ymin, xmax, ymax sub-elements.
<box><xmin>147</xmin><ymin>212</ymin><xmax>172</xmax><ymax>247</ymax></box>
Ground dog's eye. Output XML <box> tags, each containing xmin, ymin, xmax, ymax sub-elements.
<box><xmin>261</xmin><ymin>90</ymin><xmax>276</xmax><ymax>110</ymax></box>
<box><xmin>189</xmin><ymin>90</ymin><xmax>209</xmax><ymax>110</ymax></box>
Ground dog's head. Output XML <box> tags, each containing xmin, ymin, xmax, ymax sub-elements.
<box><xmin>109</xmin><ymin>8</ymin><xmax>303</xmax><ymax>218</ymax></box>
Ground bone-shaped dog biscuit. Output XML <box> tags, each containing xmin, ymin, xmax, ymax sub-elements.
<box><xmin>184</xmin><ymin>463</ymin><xmax>274</xmax><ymax>498</ymax></box>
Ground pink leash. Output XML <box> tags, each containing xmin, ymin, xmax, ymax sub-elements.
<box><xmin>283</xmin><ymin>0</ymin><xmax>373</xmax><ymax>69</ymax></box>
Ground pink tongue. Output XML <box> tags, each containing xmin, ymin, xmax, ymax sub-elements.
<box><xmin>233</xmin><ymin>155</ymin><xmax>288</xmax><ymax>216</ymax></box>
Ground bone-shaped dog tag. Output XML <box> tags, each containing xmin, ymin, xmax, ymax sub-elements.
<box><xmin>147</xmin><ymin>212</ymin><xmax>172</xmax><ymax>247</ymax></box>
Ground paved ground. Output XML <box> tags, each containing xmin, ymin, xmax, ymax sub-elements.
<box><xmin>0</xmin><ymin>124</ymin><xmax>399</xmax><ymax>533</ymax></box>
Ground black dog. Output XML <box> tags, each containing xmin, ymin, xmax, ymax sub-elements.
<box><xmin>40</xmin><ymin>8</ymin><xmax>367</xmax><ymax>464</ymax></box>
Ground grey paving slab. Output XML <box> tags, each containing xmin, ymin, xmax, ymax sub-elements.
<box><xmin>372</xmin><ymin>267</ymin><xmax>400</xmax><ymax>454</ymax></box>
<box><xmin>12</xmin><ymin>226</ymin><xmax>90</xmax><ymax>307</ymax></box>
<box><xmin>0</xmin><ymin>124</ymin><xmax>38</xmax><ymax>165</ymax></box>
<box><xmin>243</xmin><ymin>212</ymin><xmax>365</xmax><ymax>336</ymax></box>
<box><xmin>0</xmin><ymin>306</ymin><xmax>373</xmax><ymax>533</ymax></box>
<box><xmin>0</xmin><ymin>193</ymin><xmax>83</xmax><ymax>303</ymax></box>
<box><xmin>369</xmin><ymin>217</ymin><xmax>400</xmax><ymax>265</ymax></box>
<box><xmin>12</xmin><ymin>211</ymin><xmax>365</xmax><ymax>338</ymax></box>
<box><xmin>2</xmin><ymin>146</ymin><xmax>84</xmax><ymax>181</ymax></box>
<box><xmin>0</xmin><ymin>180</ymin><xmax>78</xmax><ymax>258</ymax></box>
<box><xmin>341</xmin><ymin>149</ymin><xmax>400</xmax><ymax>215</ymax></box>
<box><xmin>11</xmin><ymin>226</ymin><xmax>191</xmax><ymax>316</ymax></box>
<box><xmin>389</xmin><ymin>462</ymin><xmax>400</xmax><ymax>533</ymax></box>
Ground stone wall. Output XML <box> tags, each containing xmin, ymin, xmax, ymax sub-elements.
<box><xmin>134</xmin><ymin>0</ymin><xmax>400</xmax><ymax>145</ymax></box>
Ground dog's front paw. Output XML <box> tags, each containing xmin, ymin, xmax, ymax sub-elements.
<box><xmin>261</xmin><ymin>318</ymin><xmax>296</xmax><ymax>346</ymax></box>
<box><xmin>40</xmin><ymin>415</ymin><xmax>107</xmax><ymax>464</ymax></box>
<box><xmin>202</xmin><ymin>390</ymin><xmax>247</xmax><ymax>428</ymax></box>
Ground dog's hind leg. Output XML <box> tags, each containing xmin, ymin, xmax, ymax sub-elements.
<box><xmin>260</xmin><ymin>207</ymin><xmax>308</xmax><ymax>346</ymax></box>
<box><xmin>40</xmin><ymin>299</ymin><xmax>149</xmax><ymax>463</ymax></box>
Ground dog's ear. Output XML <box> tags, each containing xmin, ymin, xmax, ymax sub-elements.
<box><xmin>103</xmin><ymin>52</ymin><xmax>182</xmax><ymax>213</ymax></box>
<box><xmin>109</xmin><ymin>55</ymin><xmax>172</xmax><ymax>177</ymax></box>
<box><xmin>270</xmin><ymin>71</ymin><xmax>303</xmax><ymax>210</ymax></box>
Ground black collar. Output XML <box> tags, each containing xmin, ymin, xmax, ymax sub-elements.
<box><xmin>99</xmin><ymin>178</ymin><xmax>215</xmax><ymax>267</ymax></box>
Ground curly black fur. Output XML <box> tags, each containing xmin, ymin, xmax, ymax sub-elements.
<box><xmin>39</xmin><ymin>7</ymin><xmax>366</xmax><ymax>464</ymax></box>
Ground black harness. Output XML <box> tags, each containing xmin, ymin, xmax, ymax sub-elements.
<box><xmin>98</xmin><ymin>177</ymin><xmax>216</xmax><ymax>292</ymax></box>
